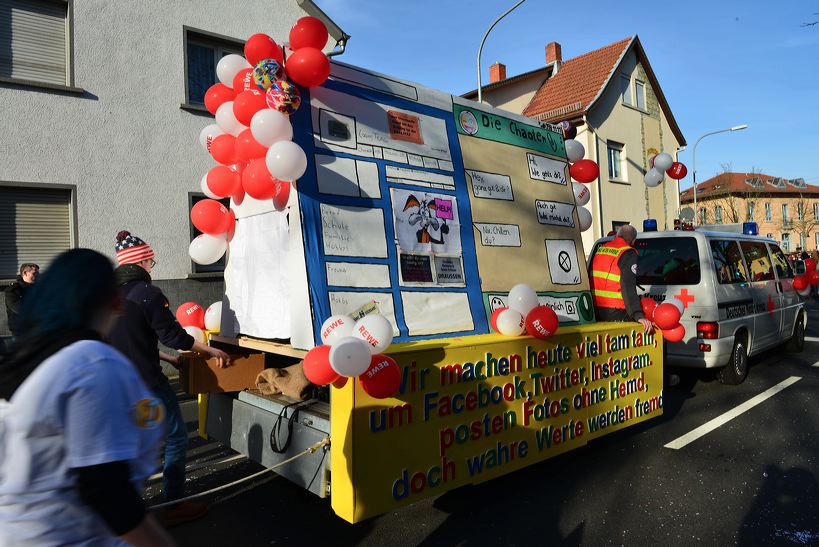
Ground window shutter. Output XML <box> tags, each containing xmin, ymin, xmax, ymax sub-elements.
<box><xmin>0</xmin><ymin>0</ymin><xmax>68</xmax><ymax>85</ymax></box>
<box><xmin>0</xmin><ymin>186</ymin><xmax>72</xmax><ymax>278</ymax></box>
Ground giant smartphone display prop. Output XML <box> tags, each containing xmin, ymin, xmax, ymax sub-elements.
<box><xmin>222</xmin><ymin>61</ymin><xmax>595</xmax><ymax>349</ymax></box>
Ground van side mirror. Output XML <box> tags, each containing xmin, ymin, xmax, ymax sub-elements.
<box><xmin>794</xmin><ymin>259</ymin><xmax>806</xmax><ymax>275</ymax></box>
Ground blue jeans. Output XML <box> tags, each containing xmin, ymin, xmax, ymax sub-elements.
<box><xmin>152</xmin><ymin>382</ymin><xmax>187</xmax><ymax>501</ymax></box>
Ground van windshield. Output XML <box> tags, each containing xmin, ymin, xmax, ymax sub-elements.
<box><xmin>632</xmin><ymin>237</ymin><xmax>701</xmax><ymax>285</ymax></box>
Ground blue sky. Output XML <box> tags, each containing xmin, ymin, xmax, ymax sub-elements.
<box><xmin>318</xmin><ymin>0</ymin><xmax>819</xmax><ymax>189</ymax></box>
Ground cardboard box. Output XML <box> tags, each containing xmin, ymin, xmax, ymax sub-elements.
<box><xmin>179</xmin><ymin>351</ymin><xmax>265</xmax><ymax>394</ymax></box>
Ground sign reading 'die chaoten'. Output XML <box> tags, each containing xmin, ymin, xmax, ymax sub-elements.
<box><xmin>330</xmin><ymin>322</ymin><xmax>664</xmax><ymax>523</ymax></box>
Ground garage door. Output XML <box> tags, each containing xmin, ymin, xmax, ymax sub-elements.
<box><xmin>0</xmin><ymin>186</ymin><xmax>73</xmax><ymax>279</ymax></box>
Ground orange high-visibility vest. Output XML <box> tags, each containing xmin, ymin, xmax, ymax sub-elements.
<box><xmin>591</xmin><ymin>237</ymin><xmax>635</xmax><ymax>309</ymax></box>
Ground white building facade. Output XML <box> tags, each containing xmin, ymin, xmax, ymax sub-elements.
<box><xmin>0</xmin><ymin>0</ymin><xmax>343</xmax><ymax>334</ymax></box>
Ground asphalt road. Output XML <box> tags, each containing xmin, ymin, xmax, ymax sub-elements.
<box><xmin>159</xmin><ymin>310</ymin><xmax>819</xmax><ymax>546</ymax></box>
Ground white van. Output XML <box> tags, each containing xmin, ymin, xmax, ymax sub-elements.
<box><xmin>589</xmin><ymin>229</ymin><xmax>806</xmax><ymax>384</ymax></box>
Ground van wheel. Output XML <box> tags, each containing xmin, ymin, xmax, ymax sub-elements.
<box><xmin>719</xmin><ymin>339</ymin><xmax>748</xmax><ymax>385</ymax></box>
<box><xmin>786</xmin><ymin>314</ymin><xmax>805</xmax><ymax>354</ymax></box>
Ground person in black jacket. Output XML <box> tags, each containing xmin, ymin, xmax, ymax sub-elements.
<box><xmin>4</xmin><ymin>263</ymin><xmax>39</xmax><ymax>336</ymax></box>
<box><xmin>108</xmin><ymin>231</ymin><xmax>229</xmax><ymax>526</ymax></box>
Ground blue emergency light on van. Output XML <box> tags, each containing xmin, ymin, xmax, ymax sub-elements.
<box><xmin>742</xmin><ymin>221</ymin><xmax>758</xmax><ymax>235</ymax></box>
<box><xmin>643</xmin><ymin>219</ymin><xmax>658</xmax><ymax>232</ymax></box>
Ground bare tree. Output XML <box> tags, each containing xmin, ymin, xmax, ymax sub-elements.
<box><xmin>782</xmin><ymin>193</ymin><xmax>819</xmax><ymax>251</ymax></box>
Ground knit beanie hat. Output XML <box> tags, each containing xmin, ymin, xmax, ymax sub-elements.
<box><xmin>115</xmin><ymin>230</ymin><xmax>155</xmax><ymax>265</ymax></box>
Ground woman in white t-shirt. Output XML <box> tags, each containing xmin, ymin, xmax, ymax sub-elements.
<box><xmin>0</xmin><ymin>249</ymin><xmax>176</xmax><ymax>547</ymax></box>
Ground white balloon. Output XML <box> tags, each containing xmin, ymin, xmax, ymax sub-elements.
<box><xmin>353</xmin><ymin>315</ymin><xmax>394</xmax><ymax>354</ymax></box>
<box><xmin>565</xmin><ymin>139</ymin><xmax>585</xmax><ymax>163</ymax></box>
<box><xmin>573</xmin><ymin>182</ymin><xmax>590</xmax><ymax>206</ymax></box>
<box><xmin>496</xmin><ymin>309</ymin><xmax>526</xmax><ymax>336</ymax></box>
<box><xmin>189</xmin><ymin>233</ymin><xmax>228</xmax><ymax>265</ymax></box>
<box><xmin>329</xmin><ymin>336</ymin><xmax>372</xmax><ymax>377</ymax></box>
<box><xmin>507</xmin><ymin>283</ymin><xmax>539</xmax><ymax>315</ymax></box>
<box><xmin>205</xmin><ymin>302</ymin><xmax>222</xmax><ymax>331</ymax></box>
<box><xmin>798</xmin><ymin>285</ymin><xmax>812</xmax><ymax>297</ymax></box>
<box><xmin>216</xmin><ymin>54</ymin><xmax>251</xmax><ymax>87</ymax></box>
<box><xmin>667</xmin><ymin>297</ymin><xmax>685</xmax><ymax>314</ymax></box>
<box><xmin>577</xmin><ymin>206</ymin><xmax>593</xmax><ymax>231</ymax></box>
<box><xmin>644</xmin><ymin>168</ymin><xmax>664</xmax><ymax>187</ymax></box>
<box><xmin>200</xmin><ymin>173</ymin><xmax>219</xmax><ymax>199</ymax></box>
<box><xmin>184</xmin><ymin>325</ymin><xmax>205</xmax><ymax>344</ymax></box>
<box><xmin>653</xmin><ymin>152</ymin><xmax>674</xmax><ymax>172</ymax></box>
<box><xmin>250</xmin><ymin>109</ymin><xmax>293</xmax><ymax>147</ymax></box>
<box><xmin>320</xmin><ymin>314</ymin><xmax>356</xmax><ymax>345</ymax></box>
<box><xmin>215</xmin><ymin>101</ymin><xmax>246</xmax><ymax>136</ymax></box>
<box><xmin>266</xmin><ymin>140</ymin><xmax>307</xmax><ymax>182</ymax></box>
<box><xmin>199</xmin><ymin>124</ymin><xmax>224</xmax><ymax>152</ymax></box>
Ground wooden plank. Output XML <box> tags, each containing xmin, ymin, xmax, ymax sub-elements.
<box><xmin>210</xmin><ymin>334</ymin><xmax>308</xmax><ymax>358</ymax></box>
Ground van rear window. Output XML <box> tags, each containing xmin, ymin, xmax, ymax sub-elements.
<box><xmin>633</xmin><ymin>237</ymin><xmax>701</xmax><ymax>285</ymax></box>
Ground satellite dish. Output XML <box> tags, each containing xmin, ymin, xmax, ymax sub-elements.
<box><xmin>679</xmin><ymin>207</ymin><xmax>695</xmax><ymax>221</ymax></box>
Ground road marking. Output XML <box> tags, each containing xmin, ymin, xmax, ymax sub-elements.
<box><xmin>664</xmin><ymin>376</ymin><xmax>802</xmax><ymax>450</ymax></box>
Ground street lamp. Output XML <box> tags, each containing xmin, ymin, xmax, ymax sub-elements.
<box><xmin>692</xmin><ymin>124</ymin><xmax>748</xmax><ymax>225</ymax></box>
<box><xmin>476</xmin><ymin>0</ymin><xmax>526</xmax><ymax>103</ymax></box>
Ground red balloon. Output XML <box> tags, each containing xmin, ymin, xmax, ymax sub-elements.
<box><xmin>176</xmin><ymin>302</ymin><xmax>205</xmax><ymax>328</ymax></box>
<box><xmin>206</xmin><ymin>165</ymin><xmax>241</xmax><ymax>198</ymax></box>
<box><xmin>793</xmin><ymin>275</ymin><xmax>808</xmax><ymax>291</ymax></box>
<box><xmin>244</xmin><ymin>33</ymin><xmax>284</xmax><ymax>66</ymax></box>
<box><xmin>303</xmin><ymin>345</ymin><xmax>339</xmax><ymax>385</ymax></box>
<box><xmin>232</xmin><ymin>89</ymin><xmax>268</xmax><ymax>127</ymax></box>
<box><xmin>242</xmin><ymin>158</ymin><xmax>279</xmax><ymax>200</ymax></box>
<box><xmin>191</xmin><ymin>199</ymin><xmax>233</xmax><ymax>235</ymax></box>
<box><xmin>232</xmin><ymin>67</ymin><xmax>254</xmax><ymax>94</ymax></box>
<box><xmin>332</xmin><ymin>376</ymin><xmax>348</xmax><ymax>388</ymax></box>
<box><xmin>662</xmin><ymin>323</ymin><xmax>686</xmax><ymax>343</ymax></box>
<box><xmin>285</xmin><ymin>47</ymin><xmax>330</xmax><ymax>87</ymax></box>
<box><xmin>234</xmin><ymin>129</ymin><xmax>268</xmax><ymax>163</ymax></box>
<box><xmin>359</xmin><ymin>354</ymin><xmax>401</xmax><ymax>399</ymax></box>
<box><xmin>210</xmin><ymin>134</ymin><xmax>237</xmax><ymax>165</ymax></box>
<box><xmin>569</xmin><ymin>159</ymin><xmax>599</xmax><ymax>183</ymax></box>
<box><xmin>272</xmin><ymin>180</ymin><xmax>291</xmax><ymax>210</ymax></box>
<box><xmin>640</xmin><ymin>297</ymin><xmax>657</xmax><ymax>321</ymax></box>
<box><xmin>490</xmin><ymin>307</ymin><xmax>507</xmax><ymax>332</ymax></box>
<box><xmin>667</xmin><ymin>162</ymin><xmax>688</xmax><ymax>180</ymax></box>
<box><xmin>810</xmin><ymin>270</ymin><xmax>819</xmax><ymax>286</ymax></box>
<box><xmin>289</xmin><ymin>16</ymin><xmax>329</xmax><ymax>50</ymax></box>
<box><xmin>805</xmin><ymin>258</ymin><xmax>816</xmax><ymax>272</ymax></box>
<box><xmin>653</xmin><ymin>302</ymin><xmax>682</xmax><ymax>330</ymax></box>
<box><xmin>524</xmin><ymin>306</ymin><xmax>559</xmax><ymax>340</ymax></box>
<box><xmin>204</xmin><ymin>83</ymin><xmax>235</xmax><ymax>115</ymax></box>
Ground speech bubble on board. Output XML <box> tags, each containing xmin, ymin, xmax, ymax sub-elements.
<box><xmin>473</xmin><ymin>223</ymin><xmax>521</xmax><ymax>247</ymax></box>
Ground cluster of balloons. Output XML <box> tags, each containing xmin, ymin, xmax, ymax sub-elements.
<box><xmin>640</xmin><ymin>297</ymin><xmax>686</xmax><ymax>342</ymax></box>
<box><xmin>192</xmin><ymin>17</ymin><xmax>333</xmax><ymax>266</ymax></box>
<box><xmin>176</xmin><ymin>301</ymin><xmax>223</xmax><ymax>342</ymax></box>
<box><xmin>489</xmin><ymin>283</ymin><xmax>560</xmax><ymax>339</ymax></box>
<box><xmin>792</xmin><ymin>257</ymin><xmax>817</xmax><ymax>296</ymax></box>
<box><xmin>558</xmin><ymin>121</ymin><xmax>596</xmax><ymax>232</ymax></box>
<box><xmin>644</xmin><ymin>153</ymin><xmax>688</xmax><ymax>188</ymax></box>
<box><xmin>302</xmin><ymin>314</ymin><xmax>401</xmax><ymax>399</ymax></box>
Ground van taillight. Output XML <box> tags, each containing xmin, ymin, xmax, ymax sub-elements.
<box><xmin>696</xmin><ymin>322</ymin><xmax>719</xmax><ymax>339</ymax></box>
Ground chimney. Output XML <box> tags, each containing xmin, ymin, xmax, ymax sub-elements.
<box><xmin>489</xmin><ymin>62</ymin><xmax>506</xmax><ymax>83</ymax></box>
<box><xmin>546</xmin><ymin>41</ymin><xmax>562</xmax><ymax>65</ymax></box>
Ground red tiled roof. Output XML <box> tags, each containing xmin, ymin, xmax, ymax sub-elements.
<box><xmin>522</xmin><ymin>37</ymin><xmax>632</xmax><ymax>121</ymax></box>
<box><xmin>679</xmin><ymin>173</ymin><xmax>819</xmax><ymax>202</ymax></box>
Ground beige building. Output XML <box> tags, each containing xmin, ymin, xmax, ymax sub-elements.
<box><xmin>464</xmin><ymin>36</ymin><xmax>686</xmax><ymax>254</ymax></box>
<box><xmin>680</xmin><ymin>173</ymin><xmax>819</xmax><ymax>253</ymax></box>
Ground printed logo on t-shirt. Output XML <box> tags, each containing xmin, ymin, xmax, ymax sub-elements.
<box><xmin>133</xmin><ymin>398</ymin><xmax>164</xmax><ymax>428</ymax></box>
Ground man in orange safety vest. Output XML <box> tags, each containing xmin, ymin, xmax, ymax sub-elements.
<box><xmin>590</xmin><ymin>224</ymin><xmax>653</xmax><ymax>334</ymax></box>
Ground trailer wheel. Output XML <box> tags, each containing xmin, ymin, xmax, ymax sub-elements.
<box><xmin>785</xmin><ymin>313</ymin><xmax>805</xmax><ymax>354</ymax></box>
<box><xmin>719</xmin><ymin>338</ymin><xmax>748</xmax><ymax>385</ymax></box>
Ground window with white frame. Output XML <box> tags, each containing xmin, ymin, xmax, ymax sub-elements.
<box><xmin>635</xmin><ymin>80</ymin><xmax>646</xmax><ymax>110</ymax></box>
<box><xmin>815</xmin><ymin>232</ymin><xmax>819</xmax><ymax>250</ymax></box>
<box><xmin>698</xmin><ymin>207</ymin><xmax>706</xmax><ymax>224</ymax></box>
<box><xmin>0</xmin><ymin>0</ymin><xmax>71</xmax><ymax>87</ymax></box>
<box><xmin>184</xmin><ymin>28</ymin><xmax>244</xmax><ymax>106</ymax></box>
<box><xmin>798</xmin><ymin>202</ymin><xmax>804</xmax><ymax>220</ymax></box>
<box><xmin>800</xmin><ymin>233</ymin><xmax>806</xmax><ymax>250</ymax></box>
<box><xmin>814</xmin><ymin>202</ymin><xmax>819</xmax><ymax>219</ymax></box>
<box><xmin>607</xmin><ymin>142</ymin><xmax>625</xmax><ymax>181</ymax></box>
<box><xmin>620</xmin><ymin>75</ymin><xmax>632</xmax><ymax>106</ymax></box>
<box><xmin>715</xmin><ymin>205</ymin><xmax>723</xmax><ymax>224</ymax></box>
<box><xmin>765</xmin><ymin>202</ymin><xmax>772</xmax><ymax>221</ymax></box>
<box><xmin>782</xmin><ymin>203</ymin><xmax>789</xmax><ymax>223</ymax></box>
<box><xmin>782</xmin><ymin>233</ymin><xmax>790</xmax><ymax>252</ymax></box>
<box><xmin>747</xmin><ymin>201</ymin><xmax>755</xmax><ymax>220</ymax></box>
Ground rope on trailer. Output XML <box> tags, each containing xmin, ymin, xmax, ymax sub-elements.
<box><xmin>147</xmin><ymin>437</ymin><xmax>330</xmax><ymax>510</ymax></box>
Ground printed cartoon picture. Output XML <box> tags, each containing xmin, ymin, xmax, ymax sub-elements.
<box><xmin>403</xmin><ymin>194</ymin><xmax>450</xmax><ymax>244</ymax></box>
<box><xmin>391</xmin><ymin>188</ymin><xmax>462</xmax><ymax>255</ymax></box>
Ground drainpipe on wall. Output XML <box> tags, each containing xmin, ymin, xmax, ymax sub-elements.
<box><xmin>586</xmin><ymin>119</ymin><xmax>604</xmax><ymax>239</ymax></box>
